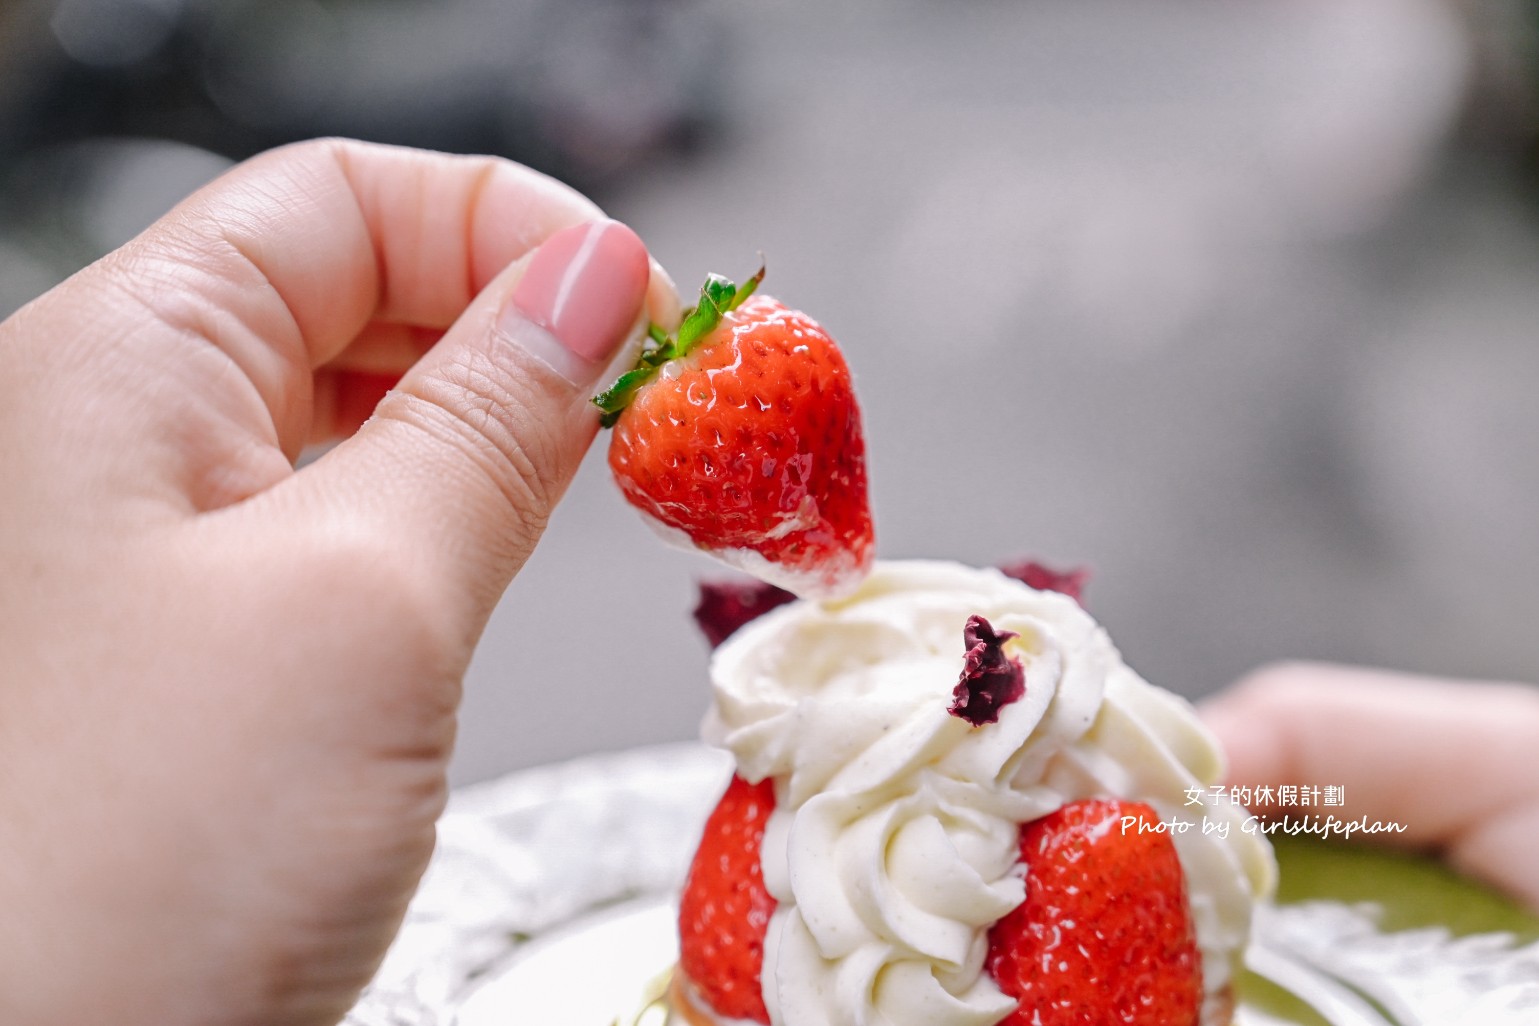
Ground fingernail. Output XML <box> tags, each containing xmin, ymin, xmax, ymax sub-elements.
<box><xmin>502</xmin><ymin>219</ymin><xmax>649</xmax><ymax>385</ymax></box>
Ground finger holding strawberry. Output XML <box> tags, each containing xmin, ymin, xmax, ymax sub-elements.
<box><xmin>593</xmin><ymin>269</ymin><xmax>874</xmax><ymax>599</ymax></box>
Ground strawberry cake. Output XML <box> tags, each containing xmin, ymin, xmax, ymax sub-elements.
<box><xmin>663</xmin><ymin>561</ymin><xmax>1277</xmax><ymax>1026</ymax></box>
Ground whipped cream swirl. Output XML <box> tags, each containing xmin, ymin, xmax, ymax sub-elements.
<box><xmin>702</xmin><ymin>561</ymin><xmax>1276</xmax><ymax>1026</ymax></box>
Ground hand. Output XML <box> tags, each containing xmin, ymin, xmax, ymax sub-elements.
<box><xmin>1200</xmin><ymin>662</ymin><xmax>1539</xmax><ymax>913</ymax></box>
<box><xmin>0</xmin><ymin>139</ymin><xmax>677</xmax><ymax>1026</ymax></box>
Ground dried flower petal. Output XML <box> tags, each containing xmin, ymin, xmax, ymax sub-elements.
<box><xmin>998</xmin><ymin>558</ymin><xmax>1088</xmax><ymax>605</ymax></box>
<box><xmin>693</xmin><ymin>579</ymin><xmax>798</xmax><ymax>649</ymax></box>
<box><xmin>948</xmin><ymin>614</ymin><xmax>1026</xmax><ymax>726</ymax></box>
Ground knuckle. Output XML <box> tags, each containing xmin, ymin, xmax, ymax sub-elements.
<box><xmin>1228</xmin><ymin>661</ymin><xmax>1319</xmax><ymax>706</ymax></box>
<box><xmin>1496</xmin><ymin>681</ymin><xmax>1539</xmax><ymax>727</ymax></box>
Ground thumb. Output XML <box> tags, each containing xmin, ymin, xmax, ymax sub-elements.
<box><xmin>294</xmin><ymin>218</ymin><xmax>650</xmax><ymax>627</ymax></box>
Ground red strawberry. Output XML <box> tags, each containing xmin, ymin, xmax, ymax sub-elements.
<box><xmin>988</xmin><ymin>799</ymin><xmax>1202</xmax><ymax>1026</ymax></box>
<box><xmin>677</xmin><ymin>775</ymin><xmax>778</xmax><ymax>1024</ymax></box>
<box><xmin>595</xmin><ymin>270</ymin><xmax>873</xmax><ymax>598</ymax></box>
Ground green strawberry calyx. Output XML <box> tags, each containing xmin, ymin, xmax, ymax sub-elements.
<box><xmin>592</xmin><ymin>265</ymin><xmax>765</xmax><ymax>428</ymax></box>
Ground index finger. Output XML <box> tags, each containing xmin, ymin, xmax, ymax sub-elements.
<box><xmin>1</xmin><ymin>140</ymin><xmax>673</xmax><ymax>512</ymax></box>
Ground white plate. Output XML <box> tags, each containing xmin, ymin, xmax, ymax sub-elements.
<box><xmin>344</xmin><ymin>744</ymin><xmax>1539</xmax><ymax>1026</ymax></box>
<box><xmin>459</xmin><ymin>898</ymin><xmax>678</xmax><ymax>1026</ymax></box>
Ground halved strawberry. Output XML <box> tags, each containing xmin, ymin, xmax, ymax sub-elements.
<box><xmin>988</xmin><ymin>799</ymin><xmax>1203</xmax><ymax>1026</ymax></box>
<box><xmin>595</xmin><ymin>270</ymin><xmax>873</xmax><ymax>598</ymax></box>
<box><xmin>677</xmin><ymin>775</ymin><xmax>778</xmax><ymax>1024</ymax></box>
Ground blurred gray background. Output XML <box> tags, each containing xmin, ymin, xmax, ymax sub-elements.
<box><xmin>3</xmin><ymin>0</ymin><xmax>1538</xmax><ymax>786</ymax></box>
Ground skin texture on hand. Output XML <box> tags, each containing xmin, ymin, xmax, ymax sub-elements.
<box><xmin>0</xmin><ymin>139</ymin><xmax>677</xmax><ymax>1026</ymax></box>
<box><xmin>1201</xmin><ymin>662</ymin><xmax>1539</xmax><ymax>914</ymax></box>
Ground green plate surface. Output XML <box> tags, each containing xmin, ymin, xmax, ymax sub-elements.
<box><xmin>1238</xmin><ymin>835</ymin><xmax>1539</xmax><ymax>1024</ymax></box>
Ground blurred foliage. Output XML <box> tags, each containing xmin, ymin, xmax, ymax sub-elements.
<box><xmin>0</xmin><ymin>0</ymin><xmax>724</xmax><ymax>191</ymax></box>
<box><xmin>0</xmin><ymin>0</ymin><xmax>727</xmax><ymax>313</ymax></box>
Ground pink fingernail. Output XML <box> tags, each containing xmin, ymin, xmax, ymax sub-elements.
<box><xmin>504</xmin><ymin>219</ymin><xmax>649</xmax><ymax>384</ymax></box>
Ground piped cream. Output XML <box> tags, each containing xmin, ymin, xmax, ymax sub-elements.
<box><xmin>699</xmin><ymin>560</ymin><xmax>1275</xmax><ymax>1026</ymax></box>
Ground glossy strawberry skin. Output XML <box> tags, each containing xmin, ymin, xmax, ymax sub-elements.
<box><xmin>988</xmin><ymin>799</ymin><xmax>1203</xmax><ymax>1026</ymax></box>
<box><xmin>678</xmin><ymin>775</ymin><xmax>778</xmax><ymax>1024</ymax></box>
<box><xmin>607</xmin><ymin>295</ymin><xmax>873</xmax><ymax>597</ymax></box>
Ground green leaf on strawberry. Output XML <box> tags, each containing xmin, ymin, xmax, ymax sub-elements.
<box><xmin>592</xmin><ymin>265</ymin><xmax>765</xmax><ymax>427</ymax></box>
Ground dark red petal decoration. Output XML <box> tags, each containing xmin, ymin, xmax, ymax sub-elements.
<box><xmin>693</xmin><ymin>579</ymin><xmax>798</xmax><ymax>650</ymax></box>
<box><xmin>998</xmin><ymin>559</ymin><xmax>1088</xmax><ymax>606</ymax></box>
<box><xmin>949</xmin><ymin>614</ymin><xmax>1026</xmax><ymax>726</ymax></box>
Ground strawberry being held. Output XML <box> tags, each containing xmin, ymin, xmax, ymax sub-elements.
<box><xmin>594</xmin><ymin>270</ymin><xmax>873</xmax><ymax>598</ymax></box>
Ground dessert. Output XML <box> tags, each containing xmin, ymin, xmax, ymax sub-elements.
<box><xmin>595</xmin><ymin>271</ymin><xmax>1273</xmax><ymax>1024</ymax></box>
<box><xmin>667</xmin><ymin>562</ymin><xmax>1276</xmax><ymax>1026</ymax></box>
<box><xmin>594</xmin><ymin>270</ymin><xmax>873</xmax><ymax>598</ymax></box>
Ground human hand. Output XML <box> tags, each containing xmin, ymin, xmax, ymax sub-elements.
<box><xmin>0</xmin><ymin>139</ymin><xmax>677</xmax><ymax>1026</ymax></box>
<box><xmin>1200</xmin><ymin>662</ymin><xmax>1539</xmax><ymax>913</ymax></box>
